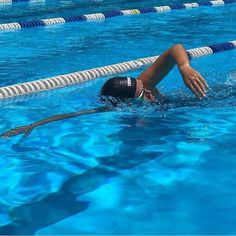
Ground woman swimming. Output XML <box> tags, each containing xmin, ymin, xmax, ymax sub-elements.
<box><xmin>1</xmin><ymin>44</ymin><xmax>209</xmax><ymax>137</ymax></box>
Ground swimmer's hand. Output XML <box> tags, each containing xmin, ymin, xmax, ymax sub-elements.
<box><xmin>179</xmin><ymin>64</ymin><xmax>209</xmax><ymax>99</ymax></box>
<box><xmin>0</xmin><ymin>106</ymin><xmax>109</xmax><ymax>138</ymax></box>
<box><xmin>0</xmin><ymin>124</ymin><xmax>33</xmax><ymax>138</ymax></box>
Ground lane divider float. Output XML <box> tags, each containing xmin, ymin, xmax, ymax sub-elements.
<box><xmin>0</xmin><ymin>0</ymin><xmax>44</xmax><ymax>4</ymax></box>
<box><xmin>0</xmin><ymin>0</ymin><xmax>235</xmax><ymax>31</ymax></box>
<box><xmin>0</xmin><ymin>41</ymin><xmax>235</xmax><ymax>99</ymax></box>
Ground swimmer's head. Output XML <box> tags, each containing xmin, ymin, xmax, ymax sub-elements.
<box><xmin>99</xmin><ymin>77</ymin><xmax>155</xmax><ymax>104</ymax></box>
<box><xmin>100</xmin><ymin>77</ymin><xmax>137</xmax><ymax>99</ymax></box>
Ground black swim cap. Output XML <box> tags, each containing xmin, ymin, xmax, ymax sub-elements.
<box><xmin>100</xmin><ymin>77</ymin><xmax>137</xmax><ymax>99</ymax></box>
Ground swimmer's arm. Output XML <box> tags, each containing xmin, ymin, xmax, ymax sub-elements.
<box><xmin>0</xmin><ymin>106</ymin><xmax>109</xmax><ymax>138</ymax></box>
<box><xmin>137</xmin><ymin>44</ymin><xmax>208</xmax><ymax>98</ymax></box>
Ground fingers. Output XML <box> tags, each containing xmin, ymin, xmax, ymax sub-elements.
<box><xmin>188</xmin><ymin>83</ymin><xmax>200</xmax><ymax>98</ymax></box>
<box><xmin>0</xmin><ymin>129</ymin><xmax>21</xmax><ymax>138</ymax></box>
<box><xmin>0</xmin><ymin>129</ymin><xmax>16</xmax><ymax>138</ymax></box>
<box><xmin>189</xmin><ymin>74</ymin><xmax>208</xmax><ymax>99</ymax></box>
<box><xmin>0</xmin><ymin>126</ymin><xmax>30</xmax><ymax>138</ymax></box>
<box><xmin>197</xmin><ymin>73</ymin><xmax>209</xmax><ymax>89</ymax></box>
<box><xmin>187</xmin><ymin>77</ymin><xmax>207</xmax><ymax>99</ymax></box>
<box><xmin>195</xmin><ymin>79</ymin><xmax>206</xmax><ymax>95</ymax></box>
<box><xmin>181</xmin><ymin>66</ymin><xmax>209</xmax><ymax>99</ymax></box>
<box><xmin>193</xmin><ymin>81</ymin><xmax>205</xmax><ymax>98</ymax></box>
<box><xmin>0</xmin><ymin>132</ymin><xmax>14</xmax><ymax>138</ymax></box>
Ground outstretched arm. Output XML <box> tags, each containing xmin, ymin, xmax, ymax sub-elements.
<box><xmin>137</xmin><ymin>44</ymin><xmax>209</xmax><ymax>98</ymax></box>
<box><xmin>0</xmin><ymin>106</ymin><xmax>109</xmax><ymax>138</ymax></box>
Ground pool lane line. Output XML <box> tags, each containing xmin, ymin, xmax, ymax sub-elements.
<box><xmin>0</xmin><ymin>0</ymin><xmax>235</xmax><ymax>31</ymax></box>
<box><xmin>0</xmin><ymin>40</ymin><xmax>235</xmax><ymax>100</ymax></box>
<box><xmin>0</xmin><ymin>0</ymin><xmax>43</xmax><ymax>4</ymax></box>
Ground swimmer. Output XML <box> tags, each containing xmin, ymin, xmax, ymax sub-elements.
<box><xmin>0</xmin><ymin>44</ymin><xmax>209</xmax><ymax>137</ymax></box>
<box><xmin>100</xmin><ymin>44</ymin><xmax>208</xmax><ymax>101</ymax></box>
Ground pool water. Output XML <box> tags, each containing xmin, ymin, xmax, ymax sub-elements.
<box><xmin>0</xmin><ymin>0</ymin><xmax>236</xmax><ymax>234</ymax></box>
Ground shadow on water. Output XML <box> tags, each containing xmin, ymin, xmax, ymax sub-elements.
<box><xmin>0</xmin><ymin>117</ymin><xmax>165</xmax><ymax>235</ymax></box>
<box><xmin>0</xmin><ymin>83</ymin><xmax>235</xmax><ymax>235</ymax></box>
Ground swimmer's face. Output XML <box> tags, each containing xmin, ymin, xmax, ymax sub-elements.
<box><xmin>134</xmin><ymin>79</ymin><xmax>155</xmax><ymax>102</ymax></box>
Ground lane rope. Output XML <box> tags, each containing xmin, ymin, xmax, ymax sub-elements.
<box><xmin>0</xmin><ymin>40</ymin><xmax>235</xmax><ymax>99</ymax></box>
<box><xmin>0</xmin><ymin>0</ymin><xmax>235</xmax><ymax>31</ymax></box>
<box><xmin>0</xmin><ymin>0</ymin><xmax>43</xmax><ymax>4</ymax></box>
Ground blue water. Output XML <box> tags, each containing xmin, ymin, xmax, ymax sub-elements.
<box><xmin>0</xmin><ymin>0</ymin><xmax>236</xmax><ymax>234</ymax></box>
